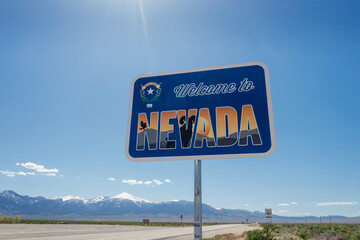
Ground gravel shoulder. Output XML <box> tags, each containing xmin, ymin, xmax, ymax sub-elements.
<box><xmin>168</xmin><ymin>224</ymin><xmax>261</xmax><ymax>240</ymax></box>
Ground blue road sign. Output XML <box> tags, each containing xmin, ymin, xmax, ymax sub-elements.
<box><xmin>126</xmin><ymin>62</ymin><xmax>275</xmax><ymax>161</ymax></box>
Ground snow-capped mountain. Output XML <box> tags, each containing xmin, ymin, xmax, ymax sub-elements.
<box><xmin>47</xmin><ymin>192</ymin><xmax>151</xmax><ymax>205</ymax></box>
<box><xmin>110</xmin><ymin>192</ymin><xmax>151</xmax><ymax>203</ymax></box>
<box><xmin>0</xmin><ymin>190</ymin><xmax>253</xmax><ymax>221</ymax></box>
<box><xmin>0</xmin><ymin>190</ymin><xmax>357</xmax><ymax>223</ymax></box>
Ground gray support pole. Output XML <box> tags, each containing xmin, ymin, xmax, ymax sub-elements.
<box><xmin>194</xmin><ymin>159</ymin><xmax>202</xmax><ymax>240</ymax></box>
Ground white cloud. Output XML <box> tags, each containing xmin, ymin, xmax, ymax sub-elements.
<box><xmin>0</xmin><ymin>170</ymin><xmax>16</xmax><ymax>177</ymax></box>
<box><xmin>278</xmin><ymin>210</ymin><xmax>289</xmax><ymax>214</ymax></box>
<box><xmin>278</xmin><ymin>203</ymin><xmax>290</xmax><ymax>206</ymax></box>
<box><xmin>276</xmin><ymin>202</ymin><xmax>298</xmax><ymax>206</ymax></box>
<box><xmin>107</xmin><ymin>177</ymin><xmax>116</xmax><ymax>181</ymax></box>
<box><xmin>16</xmin><ymin>162</ymin><xmax>59</xmax><ymax>173</ymax></box>
<box><xmin>317</xmin><ymin>201</ymin><xmax>359</xmax><ymax>206</ymax></box>
<box><xmin>1</xmin><ymin>162</ymin><xmax>60</xmax><ymax>178</ymax></box>
<box><xmin>153</xmin><ymin>179</ymin><xmax>163</xmax><ymax>185</ymax></box>
<box><xmin>43</xmin><ymin>173</ymin><xmax>56</xmax><ymax>177</ymax></box>
<box><xmin>244</xmin><ymin>203</ymin><xmax>250</xmax><ymax>207</ymax></box>
<box><xmin>122</xmin><ymin>179</ymin><xmax>139</xmax><ymax>185</ymax></box>
<box><xmin>264</xmin><ymin>203</ymin><xmax>271</xmax><ymax>206</ymax></box>
<box><xmin>0</xmin><ymin>170</ymin><xmax>36</xmax><ymax>177</ymax></box>
<box><xmin>122</xmin><ymin>179</ymin><xmax>171</xmax><ymax>186</ymax></box>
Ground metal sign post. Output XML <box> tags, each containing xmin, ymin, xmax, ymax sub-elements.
<box><xmin>194</xmin><ymin>159</ymin><xmax>202</xmax><ymax>240</ymax></box>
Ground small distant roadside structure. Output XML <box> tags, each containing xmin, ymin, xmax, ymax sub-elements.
<box><xmin>265</xmin><ymin>208</ymin><xmax>272</xmax><ymax>218</ymax></box>
<box><xmin>265</xmin><ymin>208</ymin><xmax>272</xmax><ymax>223</ymax></box>
<box><xmin>143</xmin><ymin>219</ymin><xmax>150</xmax><ymax>226</ymax></box>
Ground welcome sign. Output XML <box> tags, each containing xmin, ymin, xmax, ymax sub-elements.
<box><xmin>126</xmin><ymin>62</ymin><xmax>275</xmax><ymax>161</ymax></box>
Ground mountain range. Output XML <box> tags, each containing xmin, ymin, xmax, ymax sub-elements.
<box><xmin>1</xmin><ymin>190</ymin><xmax>359</xmax><ymax>223</ymax></box>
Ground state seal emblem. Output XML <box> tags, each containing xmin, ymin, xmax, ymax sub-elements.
<box><xmin>140</xmin><ymin>82</ymin><xmax>161</xmax><ymax>102</ymax></box>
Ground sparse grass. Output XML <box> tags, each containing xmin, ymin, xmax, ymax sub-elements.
<box><xmin>203</xmin><ymin>233</ymin><xmax>240</xmax><ymax>240</ymax></box>
<box><xmin>203</xmin><ymin>231</ymin><xmax>249</xmax><ymax>240</ymax></box>
<box><xmin>251</xmin><ymin>223</ymin><xmax>360</xmax><ymax>240</ymax></box>
<box><xmin>206</xmin><ymin>223</ymin><xmax>360</xmax><ymax>240</ymax></box>
<box><xmin>246</xmin><ymin>229</ymin><xmax>274</xmax><ymax>240</ymax></box>
<box><xmin>0</xmin><ymin>215</ymin><xmax>21</xmax><ymax>224</ymax></box>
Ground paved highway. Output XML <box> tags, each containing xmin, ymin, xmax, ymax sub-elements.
<box><xmin>0</xmin><ymin>224</ymin><xmax>260</xmax><ymax>240</ymax></box>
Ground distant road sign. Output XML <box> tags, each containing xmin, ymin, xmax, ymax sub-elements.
<box><xmin>126</xmin><ymin>62</ymin><xmax>275</xmax><ymax>161</ymax></box>
<box><xmin>265</xmin><ymin>208</ymin><xmax>272</xmax><ymax>218</ymax></box>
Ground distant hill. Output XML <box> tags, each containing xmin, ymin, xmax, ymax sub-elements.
<box><xmin>1</xmin><ymin>190</ymin><xmax>359</xmax><ymax>223</ymax></box>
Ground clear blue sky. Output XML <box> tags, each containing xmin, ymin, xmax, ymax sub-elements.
<box><xmin>1</xmin><ymin>0</ymin><xmax>360</xmax><ymax>217</ymax></box>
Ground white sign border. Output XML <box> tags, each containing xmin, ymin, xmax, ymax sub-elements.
<box><xmin>125</xmin><ymin>62</ymin><xmax>275</xmax><ymax>162</ymax></box>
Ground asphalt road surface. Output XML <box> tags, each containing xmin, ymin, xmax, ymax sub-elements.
<box><xmin>0</xmin><ymin>224</ymin><xmax>261</xmax><ymax>240</ymax></box>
